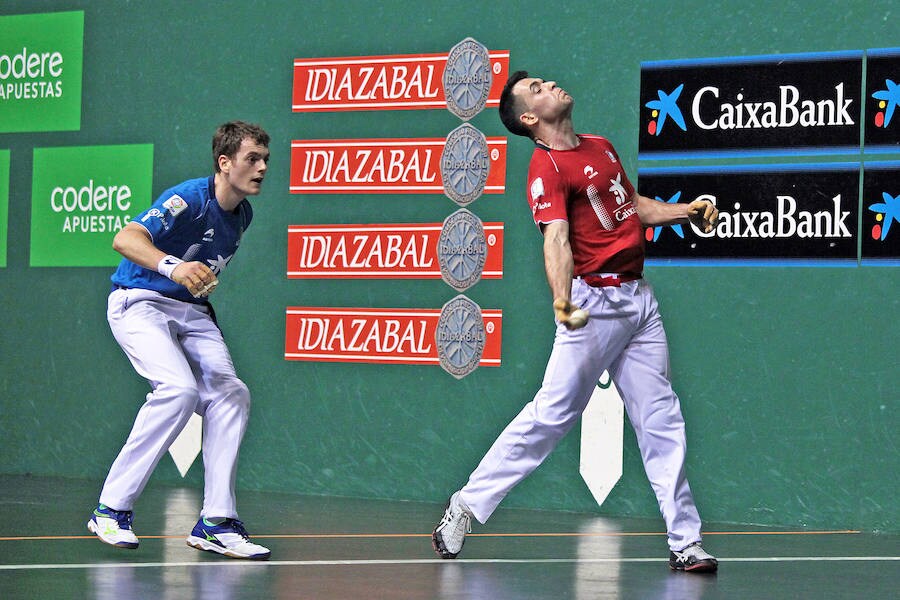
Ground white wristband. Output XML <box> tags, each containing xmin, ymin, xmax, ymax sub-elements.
<box><xmin>157</xmin><ymin>255</ymin><xmax>184</xmax><ymax>280</ymax></box>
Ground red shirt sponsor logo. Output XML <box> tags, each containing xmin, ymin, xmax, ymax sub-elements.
<box><xmin>290</xmin><ymin>138</ymin><xmax>507</xmax><ymax>194</ymax></box>
<box><xmin>292</xmin><ymin>51</ymin><xmax>509</xmax><ymax>112</ymax></box>
<box><xmin>285</xmin><ymin>307</ymin><xmax>502</xmax><ymax>366</ymax></box>
<box><xmin>286</xmin><ymin>223</ymin><xmax>503</xmax><ymax>278</ymax></box>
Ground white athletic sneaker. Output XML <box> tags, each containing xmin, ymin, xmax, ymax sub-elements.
<box><xmin>432</xmin><ymin>491</ymin><xmax>473</xmax><ymax>559</ymax></box>
<box><xmin>669</xmin><ymin>542</ymin><xmax>718</xmax><ymax>572</ymax></box>
<box><xmin>87</xmin><ymin>504</ymin><xmax>139</xmax><ymax>549</ymax></box>
<box><xmin>186</xmin><ymin>518</ymin><xmax>271</xmax><ymax>560</ymax></box>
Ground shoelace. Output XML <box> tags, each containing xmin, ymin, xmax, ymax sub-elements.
<box><xmin>674</xmin><ymin>543</ymin><xmax>710</xmax><ymax>562</ymax></box>
<box><xmin>461</xmin><ymin>513</ymin><xmax>472</xmax><ymax>535</ymax></box>
<box><xmin>107</xmin><ymin>509</ymin><xmax>134</xmax><ymax>529</ymax></box>
<box><xmin>226</xmin><ymin>519</ymin><xmax>251</xmax><ymax>540</ymax></box>
<box><xmin>441</xmin><ymin>506</ymin><xmax>471</xmax><ymax>535</ymax></box>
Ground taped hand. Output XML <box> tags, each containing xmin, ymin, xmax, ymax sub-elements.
<box><xmin>687</xmin><ymin>199</ymin><xmax>719</xmax><ymax>233</ymax></box>
<box><xmin>171</xmin><ymin>262</ymin><xmax>219</xmax><ymax>298</ymax></box>
<box><xmin>553</xmin><ymin>297</ymin><xmax>589</xmax><ymax>330</ymax></box>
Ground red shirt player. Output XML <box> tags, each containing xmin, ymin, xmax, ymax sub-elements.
<box><xmin>528</xmin><ymin>133</ymin><xmax>644</xmax><ymax>280</ymax></box>
<box><xmin>432</xmin><ymin>71</ymin><xmax>721</xmax><ymax>574</ymax></box>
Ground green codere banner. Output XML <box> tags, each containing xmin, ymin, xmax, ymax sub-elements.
<box><xmin>0</xmin><ymin>11</ymin><xmax>84</xmax><ymax>133</ymax></box>
<box><xmin>30</xmin><ymin>144</ymin><xmax>153</xmax><ymax>267</ymax></box>
<box><xmin>0</xmin><ymin>150</ymin><xmax>8</xmax><ymax>267</ymax></box>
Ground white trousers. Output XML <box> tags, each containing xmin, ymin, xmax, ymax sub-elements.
<box><xmin>100</xmin><ymin>288</ymin><xmax>250</xmax><ymax>519</ymax></box>
<box><xmin>460</xmin><ymin>278</ymin><xmax>703</xmax><ymax>550</ymax></box>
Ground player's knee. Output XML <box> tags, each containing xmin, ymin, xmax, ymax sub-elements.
<box><xmin>530</xmin><ymin>401</ymin><xmax>580</xmax><ymax>432</ymax></box>
<box><xmin>153</xmin><ymin>382</ymin><xmax>201</xmax><ymax>415</ymax></box>
<box><xmin>221</xmin><ymin>377</ymin><xmax>251</xmax><ymax>409</ymax></box>
<box><xmin>635</xmin><ymin>411</ymin><xmax>685</xmax><ymax>445</ymax></box>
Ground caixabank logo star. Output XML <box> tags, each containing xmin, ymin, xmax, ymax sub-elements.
<box><xmin>871</xmin><ymin>79</ymin><xmax>898</xmax><ymax>130</ymax></box>
<box><xmin>644</xmin><ymin>84</ymin><xmax>686</xmax><ymax>137</ymax></box>
<box><xmin>868</xmin><ymin>191</ymin><xmax>900</xmax><ymax>240</ymax></box>
<box><xmin>861</xmin><ymin>162</ymin><xmax>900</xmax><ymax>264</ymax></box>
<box><xmin>864</xmin><ymin>48</ymin><xmax>900</xmax><ymax>151</ymax></box>
<box><xmin>644</xmin><ymin>191</ymin><xmax>686</xmax><ymax>242</ymax></box>
<box><xmin>639</xmin><ymin>51</ymin><xmax>863</xmax><ymax>159</ymax></box>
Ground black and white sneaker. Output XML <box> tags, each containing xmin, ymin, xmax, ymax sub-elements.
<box><xmin>432</xmin><ymin>492</ymin><xmax>473</xmax><ymax>559</ymax></box>
<box><xmin>669</xmin><ymin>542</ymin><xmax>718</xmax><ymax>572</ymax></box>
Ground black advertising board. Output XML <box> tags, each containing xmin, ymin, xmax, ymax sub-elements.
<box><xmin>639</xmin><ymin>163</ymin><xmax>860</xmax><ymax>266</ymax></box>
<box><xmin>639</xmin><ymin>51</ymin><xmax>863</xmax><ymax>159</ymax></box>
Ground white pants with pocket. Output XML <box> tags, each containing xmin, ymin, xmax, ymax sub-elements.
<box><xmin>460</xmin><ymin>278</ymin><xmax>703</xmax><ymax>551</ymax></box>
<box><xmin>100</xmin><ymin>288</ymin><xmax>250</xmax><ymax>519</ymax></box>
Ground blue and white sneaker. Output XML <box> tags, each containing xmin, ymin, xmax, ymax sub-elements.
<box><xmin>186</xmin><ymin>518</ymin><xmax>270</xmax><ymax>560</ymax></box>
<box><xmin>87</xmin><ymin>504</ymin><xmax>139</xmax><ymax>549</ymax></box>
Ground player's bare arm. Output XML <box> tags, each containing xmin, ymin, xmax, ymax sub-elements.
<box><xmin>632</xmin><ymin>192</ymin><xmax>718</xmax><ymax>233</ymax></box>
<box><xmin>542</xmin><ymin>221</ymin><xmax>588</xmax><ymax>329</ymax></box>
<box><xmin>112</xmin><ymin>222</ymin><xmax>218</xmax><ymax>298</ymax></box>
<box><xmin>542</xmin><ymin>221</ymin><xmax>573</xmax><ymax>301</ymax></box>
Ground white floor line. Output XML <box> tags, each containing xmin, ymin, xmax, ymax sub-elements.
<box><xmin>1</xmin><ymin>556</ymin><xmax>898</xmax><ymax>570</ymax></box>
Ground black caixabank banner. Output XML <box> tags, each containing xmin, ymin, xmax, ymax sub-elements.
<box><xmin>639</xmin><ymin>52</ymin><xmax>863</xmax><ymax>159</ymax></box>
<box><xmin>638</xmin><ymin>164</ymin><xmax>860</xmax><ymax>265</ymax></box>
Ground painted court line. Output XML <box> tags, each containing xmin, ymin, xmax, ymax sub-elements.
<box><xmin>0</xmin><ymin>529</ymin><xmax>862</xmax><ymax>542</ymax></box>
<box><xmin>0</xmin><ymin>556</ymin><xmax>898</xmax><ymax>571</ymax></box>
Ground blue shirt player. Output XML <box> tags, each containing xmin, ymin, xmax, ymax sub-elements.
<box><xmin>110</xmin><ymin>175</ymin><xmax>253</xmax><ymax>304</ymax></box>
<box><xmin>88</xmin><ymin>121</ymin><xmax>272</xmax><ymax>560</ymax></box>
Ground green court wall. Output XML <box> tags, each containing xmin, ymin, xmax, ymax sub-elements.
<box><xmin>0</xmin><ymin>0</ymin><xmax>897</xmax><ymax>533</ymax></box>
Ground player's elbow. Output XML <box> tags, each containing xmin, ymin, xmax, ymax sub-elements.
<box><xmin>111</xmin><ymin>229</ymin><xmax>127</xmax><ymax>253</ymax></box>
<box><xmin>110</xmin><ymin>229</ymin><xmax>138</xmax><ymax>258</ymax></box>
<box><xmin>632</xmin><ymin>195</ymin><xmax>654</xmax><ymax>226</ymax></box>
<box><xmin>112</xmin><ymin>224</ymin><xmax>149</xmax><ymax>255</ymax></box>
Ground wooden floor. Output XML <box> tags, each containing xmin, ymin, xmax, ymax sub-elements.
<box><xmin>0</xmin><ymin>474</ymin><xmax>896</xmax><ymax>599</ymax></box>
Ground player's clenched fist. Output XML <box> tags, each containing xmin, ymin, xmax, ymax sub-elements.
<box><xmin>553</xmin><ymin>298</ymin><xmax>589</xmax><ymax>330</ymax></box>
<box><xmin>687</xmin><ymin>199</ymin><xmax>719</xmax><ymax>233</ymax></box>
<box><xmin>172</xmin><ymin>261</ymin><xmax>219</xmax><ymax>298</ymax></box>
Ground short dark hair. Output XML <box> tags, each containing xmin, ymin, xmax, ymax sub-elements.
<box><xmin>212</xmin><ymin>121</ymin><xmax>270</xmax><ymax>172</ymax></box>
<box><xmin>498</xmin><ymin>70</ymin><xmax>533</xmax><ymax>139</ymax></box>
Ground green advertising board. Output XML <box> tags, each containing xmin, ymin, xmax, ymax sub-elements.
<box><xmin>30</xmin><ymin>144</ymin><xmax>153</xmax><ymax>266</ymax></box>
<box><xmin>0</xmin><ymin>149</ymin><xmax>8</xmax><ymax>267</ymax></box>
<box><xmin>0</xmin><ymin>11</ymin><xmax>84</xmax><ymax>133</ymax></box>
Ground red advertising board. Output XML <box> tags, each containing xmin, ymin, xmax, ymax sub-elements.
<box><xmin>292</xmin><ymin>51</ymin><xmax>509</xmax><ymax>112</ymax></box>
<box><xmin>286</xmin><ymin>223</ymin><xmax>504</xmax><ymax>279</ymax></box>
<box><xmin>289</xmin><ymin>137</ymin><xmax>507</xmax><ymax>194</ymax></box>
<box><xmin>285</xmin><ymin>307</ymin><xmax>502</xmax><ymax>366</ymax></box>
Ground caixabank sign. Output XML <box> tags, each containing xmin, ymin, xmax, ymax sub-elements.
<box><xmin>639</xmin><ymin>51</ymin><xmax>863</xmax><ymax>159</ymax></box>
<box><xmin>0</xmin><ymin>11</ymin><xmax>83</xmax><ymax>133</ymax></box>
<box><xmin>639</xmin><ymin>163</ymin><xmax>860</xmax><ymax>266</ymax></box>
<box><xmin>638</xmin><ymin>48</ymin><xmax>899</xmax><ymax>264</ymax></box>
